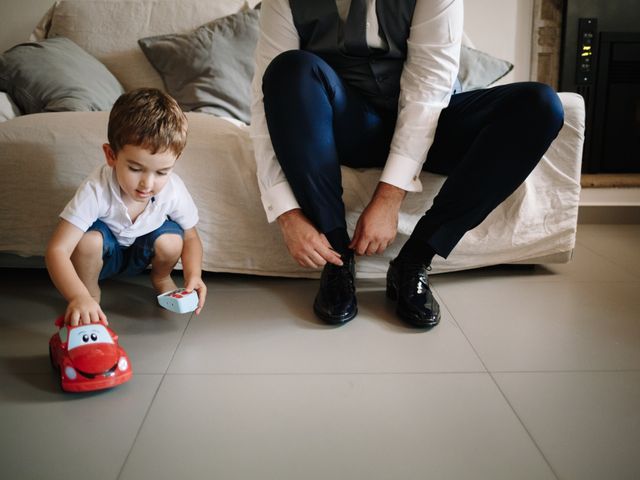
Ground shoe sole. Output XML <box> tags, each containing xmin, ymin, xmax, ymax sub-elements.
<box><xmin>395</xmin><ymin>309</ymin><xmax>440</xmax><ymax>329</ymax></box>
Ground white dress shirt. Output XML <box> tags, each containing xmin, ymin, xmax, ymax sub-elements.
<box><xmin>61</xmin><ymin>164</ymin><xmax>199</xmax><ymax>247</ymax></box>
<box><xmin>250</xmin><ymin>0</ymin><xmax>463</xmax><ymax>222</ymax></box>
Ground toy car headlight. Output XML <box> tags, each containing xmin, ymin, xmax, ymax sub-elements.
<box><xmin>64</xmin><ymin>366</ymin><xmax>77</xmax><ymax>380</ymax></box>
<box><xmin>118</xmin><ymin>357</ymin><xmax>128</xmax><ymax>372</ymax></box>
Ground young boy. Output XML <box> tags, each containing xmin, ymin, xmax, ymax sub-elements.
<box><xmin>46</xmin><ymin>88</ymin><xmax>206</xmax><ymax>326</ymax></box>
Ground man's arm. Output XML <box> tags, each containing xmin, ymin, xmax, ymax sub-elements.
<box><xmin>351</xmin><ymin>0</ymin><xmax>463</xmax><ymax>256</ymax></box>
<box><xmin>181</xmin><ymin>227</ymin><xmax>206</xmax><ymax>315</ymax></box>
<box><xmin>250</xmin><ymin>0</ymin><xmax>301</xmax><ymax>222</ymax></box>
<box><xmin>45</xmin><ymin>219</ymin><xmax>107</xmax><ymax>325</ymax></box>
<box><xmin>250</xmin><ymin>0</ymin><xmax>342</xmax><ymax>268</ymax></box>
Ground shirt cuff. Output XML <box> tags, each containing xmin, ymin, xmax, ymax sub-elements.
<box><xmin>261</xmin><ymin>181</ymin><xmax>301</xmax><ymax>223</ymax></box>
<box><xmin>380</xmin><ymin>153</ymin><xmax>423</xmax><ymax>192</ymax></box>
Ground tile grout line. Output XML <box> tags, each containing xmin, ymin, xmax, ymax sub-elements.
<box><xmin>434</xmin><ymin>291</ymin><xmax>562</xmax><ymax>480</ymax></box>
<box><xmin>575</xmin><ymin>239</ymin><xmax>640</xmax><ymax>281</ymax></box>
<box><xmin>45</xmin><ymin>367</ymin><xmax>640</xmax><ymax>378</ymax></box>
<box><xmin>115</xmin><ymin>310</ymin><xmax>195</xmax><ymax>480</ymax></box>
<box><xmin>432</xmin><ymin>275</ymin><xmax>640</xmax><ymax>287</ymax></box>
<box><xmin>485</xmin><ymin>371</ymin><xmax>562</xmax><ymax>480</ymax></box>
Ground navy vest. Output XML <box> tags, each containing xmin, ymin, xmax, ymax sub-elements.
<box><xmin>289</xmin><ymin>0</ymin><xmax>417</xmax><ymax>111</ymax></box>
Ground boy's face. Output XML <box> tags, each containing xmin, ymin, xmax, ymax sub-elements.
<box><xmin>103</xmin><ymin>144</ymin><xmax>177</xmax><ymax>204</ymax></box>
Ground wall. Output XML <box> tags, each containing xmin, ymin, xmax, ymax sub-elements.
<box><xmin>464</xmin><ymin>0</ymin><xmax>535</xmax><ymax>83</ymax></box>
<box><xmin>0</xmin><ymin>0</ymin><xmax>535</xmax><ymax>83</ymax></box>
<box><xmin>0</xmin><ymin>0</ymin><xmax>53</xmax><ymax>53</ymax></box>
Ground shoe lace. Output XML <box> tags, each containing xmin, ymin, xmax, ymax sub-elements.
<box><xmin>326</xmin><ymin>263</ymin><xmax>355</xmax><ymax>296</ymax></box>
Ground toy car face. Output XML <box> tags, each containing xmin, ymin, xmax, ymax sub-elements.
<box><xmin>49</xmin><ymin>317</ymin><xmax>132</xmax><ymax>393</ymax></box>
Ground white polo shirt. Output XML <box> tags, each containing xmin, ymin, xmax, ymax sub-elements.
<box><xmin>61</xmin><ymin>164</ymin><xmax>199</xmax><ymax>247</ymax></box>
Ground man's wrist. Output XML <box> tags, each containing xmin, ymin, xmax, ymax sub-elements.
<box><xmin>277</xmin><ymin>208</ymin><xmax>303</xmax><ymax>227</ymax></box>
<box><xmin>374</xmin><ymin>182</ymin><xmax>406</xmax><ymax>206</ymax></box>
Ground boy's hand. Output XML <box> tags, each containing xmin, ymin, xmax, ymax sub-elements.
<box><xmin>65</xmin><ymin>295</ymin><xmax>107</xmax><ymax>326</ymax></box>
<box><xmin>185</xmin><ymin>277</ymin><xmax>207</xmax><ymax>315</ymax></box>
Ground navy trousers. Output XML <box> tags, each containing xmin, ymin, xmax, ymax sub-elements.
<box><xmin>262</xmin><ymin>50</ymin><xmax>565</xmax><ymax>259</ymax></box>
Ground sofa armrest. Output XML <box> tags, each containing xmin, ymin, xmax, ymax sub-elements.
<box><xmin>0</xmin><ymin>92</ymin><xmax>21</xmax><ymax>122</ymax></box>
<box><xmin>549</xmin><ymin>92</ymin><xmax>585</xmax><ymax>182</ymax></box>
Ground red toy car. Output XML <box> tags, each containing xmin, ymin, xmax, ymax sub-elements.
<box><xmin>49</xmin><ymin>316</ymin><xmax>132</xmax><ymax>392</ymax></box>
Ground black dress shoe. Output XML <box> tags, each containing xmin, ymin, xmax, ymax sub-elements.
<box><xmin>313</xmin><ymin>254</ymin><xmax>357</xmax><ymax>325</ymax></box>
<box><xmin>386</xmin><ymin>258</ymin><xmax>440</xmax><ymax>328</ymax></box>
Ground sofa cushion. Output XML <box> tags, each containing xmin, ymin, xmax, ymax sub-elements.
<box><xmin>139</xmin><ymin>8</ymin><xmax>260</xmax><ymax>124</ymax></box>
<box><xmin>0</xmin><ymin>37</ymin><xmax>124</xmax><ymax>114</ymax></box>
<box><xmin>45</xmin><ymin>0</ymin><xmax>261</xmax><ymax>91</ymax></box>
<box><xmin>458</xmin><ymin>45</ymin><xmax>514</xmax><ymax>91</ymax></box>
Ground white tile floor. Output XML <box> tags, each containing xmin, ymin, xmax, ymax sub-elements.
<box><xmin>1</xmin><ymin>224</ymin><xmax>639</xmax><ymax>480</ymax></box>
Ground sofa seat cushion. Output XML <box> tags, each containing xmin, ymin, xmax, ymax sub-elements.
<box><xmin>0</xmin><ymin>93</ymin><xmax>584</xmax><ymax>276</ymax></box>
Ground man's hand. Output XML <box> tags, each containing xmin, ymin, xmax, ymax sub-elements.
<box><xmin>278</xmin><ymin>209</ymin><xmax>343</xmax><ymax>268</ymax></box>
<box><xmin>349</xmin><ymin>182</ymin><xmax>406</xmax><ymax>256</ymax></box>
<box><xmin>65</xmin><ymin>294</ymin><xmax>107</xmax><ymax>326</ymax></box>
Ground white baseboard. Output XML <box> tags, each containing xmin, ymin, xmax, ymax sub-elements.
<box><xmin>578</xmin><ymin>188</ymin><xmax>640</xmax><ymax>224</ymax></box>
<box><xmin>580</xmin><ymin>187</ymin><xmax>640</xmax><ymax>206</ymax></box>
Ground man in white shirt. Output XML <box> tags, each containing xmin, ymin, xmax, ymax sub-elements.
<box><xmin>251</xmin><ymin>0</ymin><xmax>564</xmax><ymax>328</ymax></box>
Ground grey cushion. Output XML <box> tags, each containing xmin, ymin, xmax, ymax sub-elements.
<box><xmin>138</xmin><ymin>8</ymin><xmax>260</xmax><ymax>124</ymax></box>
<box><xmin>0</xmin><ymin>37</ymin><xmax>124</xmax><ymax>114</ymax></box>
<box><xmin>458</xmin><ymin>45</ymin><xmax>514</xmax><ymax>92</ymax></box>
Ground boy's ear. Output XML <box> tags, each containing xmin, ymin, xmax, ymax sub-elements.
<box><xmin>102</xmin><ymin>143</ymin><xmax>117</xmax><ymax>166</ymax></box>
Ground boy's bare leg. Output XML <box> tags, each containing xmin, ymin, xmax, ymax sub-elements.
<box><xmin>150</xmin><ymin>234</ymin><xmax>182</xmax><ymax>294</ymax></box>
<box><xmin>71</xmin><ymin>231</ymin><xmax>104</xmax><ymax>302</ymax></box>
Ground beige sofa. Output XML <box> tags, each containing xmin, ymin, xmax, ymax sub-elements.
<box><xmin>0</xmin><ymin>0</ymin><xmax>585</xmax><ymax>278</ymax></box>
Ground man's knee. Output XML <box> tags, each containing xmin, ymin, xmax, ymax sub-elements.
<box><xmin>262</xmin><ymin>50</ymin><xmax>337</xmax><ymax>101</ymax></box>
<box><xmin>264</xmin><ymin>50</ymin><xmax>320</xmax><ymax>81</ymax></box>
<box><xmin>517</xmin><ymin>82</ymin><xmax>565</xmax><ymax>135</ymax></box>
<box><xmin>153</xmin><ymin>233</ymin><xmax>183</xmax><ymax>262</ymax></box>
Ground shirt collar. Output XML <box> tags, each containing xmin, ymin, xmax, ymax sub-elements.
<box><xmin>107</xmin><ymin>166</ymin><xmax>126</xmax><ymax>208</ymax></box>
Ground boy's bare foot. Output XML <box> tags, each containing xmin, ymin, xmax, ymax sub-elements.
<box><xmin>151</xmin><ymin>273</ymin><xmax>178</xmax><ymax>294</ymax></box>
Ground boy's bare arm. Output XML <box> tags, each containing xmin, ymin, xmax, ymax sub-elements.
<box><xmin>45</xmin><ymin>219</ymin><xmax>107</xmax><ymax>325</ymax></box>
<box><xmin>181</xmin><ymin>227</ymin><xmax>207</xmax><ymax>314</ymax></box>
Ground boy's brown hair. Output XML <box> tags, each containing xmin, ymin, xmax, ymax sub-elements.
<box><xmin>107</xmin><ymin>88</ymin><xmax>188</xmax><ymax>156</ymax></box>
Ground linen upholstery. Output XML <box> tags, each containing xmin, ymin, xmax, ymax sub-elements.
<box><xmin>0</xmin><ymin>93</ymin><xmax>584</xmax><ymax>276</ymax></box>
<box><xmin>0</xmin><ymin>0</ymin><xmax>584</xmax><ymax>276</ymax></box>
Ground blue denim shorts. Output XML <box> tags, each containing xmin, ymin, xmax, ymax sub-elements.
<box><xmin>88</xmin><ymin>219</ymin><xmax>184</xmax><ymax>280</ymax></box>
